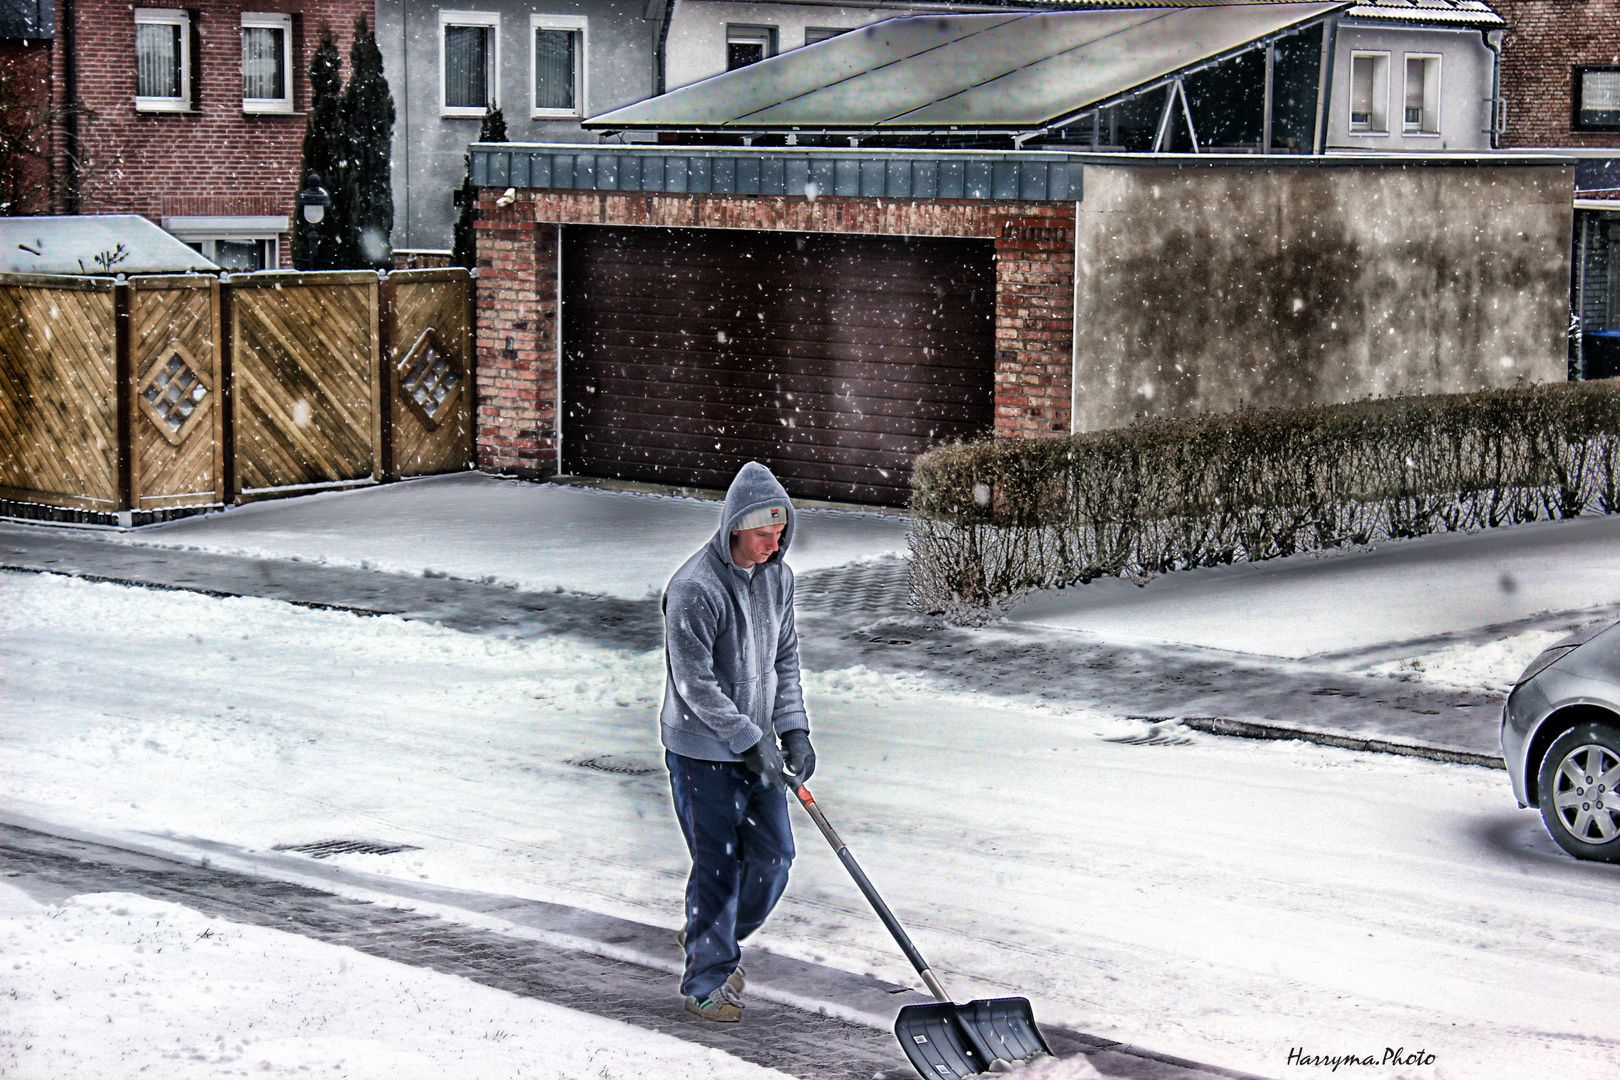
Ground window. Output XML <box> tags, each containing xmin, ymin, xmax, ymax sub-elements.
<box><xmin>726</xmin><ymin>25</ymin><xmax>775</xmax><ymax>71</ymax></box>
<box><xmin>531</xmin><ymin>15</ymin><xmax>584</xmax><ymax>117</ymax></box>
<box><xmin>441</xmin><ymin>11</ymin><xmax>499</xmax><ymax>117</ymax></box>
<box><xmin>1403</xmin><ymin>54</ymin><xmax>1439</xmax><ymax>134</ymax></box>
<box><xmin>135</xmin><ymin>8</ymin><xmax>190</xmax><ymax>112</ymax></box>
<box><xmin>165</xmin><ymin>215</ymin><xmax>288</xmax><ymax>271</ymax></box>
<box><xmin>1575</xmin><ymin>67</ymin><xmax>1620</xmax><ymax>131</ymax></box>
<box><xmin>803</xmin><ymin>27</ymin><xmax>847</xmax><ymax>47</ymax></box>
<box><xmin>1348</xmin><ymin>51</ymin><xmax>1389</xmax><ymax>133</ymax></box>
<box><xmin>241</xmin><ymin>12</ymin><xmax>293</xmax><ymax>113</ymax></box>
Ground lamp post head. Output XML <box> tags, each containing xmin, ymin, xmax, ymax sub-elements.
<box><xmin>297</xmin><ymin>174</ymin><xmax>330</xmax><ymax>225</ymax></box>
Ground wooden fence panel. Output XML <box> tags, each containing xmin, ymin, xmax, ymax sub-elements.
<box><xmin>232</xmin><ymin>271</ymin><xmax>378</xmax><ymax>492</ymax></box>
<box><xmin>0</xmin><ymin>275</ymin><xmax>118</xmax><ymax>510</ymax></box>
<box><xmin>389</xmin><ymin>269</ymin><xmax>473</xmax><ymax>479</ymax></box>
<box><xmin>129</xmin><ymin>276</ymin><xmax>223</xmax><ymax>508</ymax></box>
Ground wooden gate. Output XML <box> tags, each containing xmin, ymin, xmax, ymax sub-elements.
<box><xmin>0</xmin><ymin>275</ymin><xmax>118</xmax><ymax>511</ymax></box>
<box><xmin>130</xmin><ymin>275</ymin><xmax>225</xmax><ymax>509</ymax></box>
<box><xmin>230</xmin><ymin>271</ymin><xmax>380</xmax><ymax>492</ymax></box>
<box><xmin>388</xmin><ymin>269</ymin><xmax>473</xmax><ymax>478</ymax></box>
<box><xmin>0</xmin><ymin>268</ymin><xmax>473</xmax><ymax>524</ymax></box>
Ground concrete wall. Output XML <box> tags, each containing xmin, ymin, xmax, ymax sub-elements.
<box><xmin>1325</xmin><ymin>23</ymin><xmax>1495</xmax><ymax>152</ymax></box>
<box><xmin>377</xmin><ymin>0</ymin><xmax>655</xmax><ymax>251</ymax></box>
<box><xmin>1070</xmin><ymin>162</ymin><xmax>1573</xmax><ymax>433</ymax></box>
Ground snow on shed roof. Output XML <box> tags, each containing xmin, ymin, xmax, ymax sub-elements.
<box><xmin>587</xmin><ymin>3</ymin><xmax>1347</xmax><ymax>133</ymax></box>
<box><xmin>0</xmin><ymin>215</ymin><xmax>221</xmax><ymax>276</ymax></box>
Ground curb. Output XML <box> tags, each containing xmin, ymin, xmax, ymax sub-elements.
<box><xmin>1145</xmin><ymin>715</ymin><xmax>1506</xmax><ymax>769</ymax></box>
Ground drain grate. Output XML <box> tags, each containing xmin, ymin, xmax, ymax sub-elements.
<box><xmin>568</xmin><ymin>756</ymin><xmax>658</xmax><ymax>777</ymax></box>
<box><xmin>273</xmin><ymin>840</ymin><xmax>422</xmax><ymax>859</ymax></box>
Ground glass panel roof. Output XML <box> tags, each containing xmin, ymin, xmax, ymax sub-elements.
<box><xmin>589</xmin><ymin>2</ymin><xmax>1345</xmax><ymax>131</ymax></box>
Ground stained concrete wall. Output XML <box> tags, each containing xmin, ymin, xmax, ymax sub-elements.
<box><xmin>1070</xmin><ymin>162</ymin><xmax>1573</xmax><ymax>433</ymax></box>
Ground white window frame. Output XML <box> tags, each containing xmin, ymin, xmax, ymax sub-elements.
<box><xmin>529</xmin><ymin>14</ymin><xmax>586</xmax><ymax>119</ymax></box>
<box><xmin>725</xmin><ymin>24</ymin><xmax>776</xmax><ymax>71</ymax></box>
<box><xmin>241</xmin><ymin>12</ymin><xmax>294</xmax><ymax>114</ymax></box>
<box><xmin>1402</xmin><ymin>53</ymin><xmax>1441</xmax><ymax>135</ymax></box>
<box><xmin>134</xmin><ymin>8</ymin><xmax>191</xmax><ymax>113</ymax></box>
<box><xmin>1348</xmin><ymin>50</ymin><xmax>1390</xmax><ymax>134</ymax></box>
<box><xmin>164</xmin><ymin>215</ymin><xmax>289</xmax><ymax>271</ymax></box>
<box><xmin>440</xmin><ymin>10</ymin><xmax>500</xmax><ymax>118</ymax></box>
<box><xmin>802</xmin><ymin>27</ymin><xmax>847</xmax><ymax>47</ymax></box>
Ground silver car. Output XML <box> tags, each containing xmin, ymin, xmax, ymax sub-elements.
<box><xmin>1503</xmin><ymin>620</ymin><xmax>1620</xmax><ymax>861</ymax></box>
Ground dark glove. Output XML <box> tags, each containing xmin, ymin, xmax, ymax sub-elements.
<box><xmin>781</xmin><ymin>729</ymin><xmax>816</xmax><ymax>785</ymax></box>
<box><xmin>740</xmin><ymin>735</ymin><xmax>786</xmax><ymax>788</ymax></box>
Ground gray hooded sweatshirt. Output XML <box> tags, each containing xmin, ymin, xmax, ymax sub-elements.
<box><xmin>660</xmin><ymin>462</ymin><xmax>810</xmax><ymax>761</ymax></box>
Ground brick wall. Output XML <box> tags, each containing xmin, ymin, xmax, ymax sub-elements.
<box><xmin>1492</xmin><ymin>0</ymin><xmax>1620</xmax><ymax>148</ymax></box>
<box><xmin>470</xmin><ymin>189</ymin><xmax>1076</xmax><ymax>477</ymax></box>
<box><xmin>1</xmin><ymin>39</ymin><xmax>56</xmax><ymax>214</ymax></box>
<box><xmin>52</xmin><ymin>0</ymin><xmax>373</xmax><ymax>262</ymax></box>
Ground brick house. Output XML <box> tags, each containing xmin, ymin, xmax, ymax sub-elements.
<box><xmin>12</xmin><ymin>0</ymin><xmax>375</xmax><ymax>268</ymax></box>
<box><xmin>1490</xmin><ymin>0</ymin><xmax>1620</xmax><ymax>377</ymax></box>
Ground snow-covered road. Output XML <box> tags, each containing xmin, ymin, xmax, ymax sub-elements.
<box><xmin>3</xmin><ymin>570</ymin><xmax>1615</xmax><ymax>1079</ymax></box>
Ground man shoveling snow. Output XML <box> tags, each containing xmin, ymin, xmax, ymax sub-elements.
<box><xmin>660</xmin><ymin>462</ymin><xmax>816</xmax><ymax>1023</ymax></box>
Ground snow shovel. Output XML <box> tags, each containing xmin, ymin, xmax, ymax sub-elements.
<box><xmin>789</xmin><ymin>780</ymin><xmax>1052</xmax><ymax>1078</ymax></box>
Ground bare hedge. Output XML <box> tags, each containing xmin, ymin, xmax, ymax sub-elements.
<box><xmin>909</xmin><ymin>381</ymin><xmax>1620</xmax><ymax>617</ymax></box>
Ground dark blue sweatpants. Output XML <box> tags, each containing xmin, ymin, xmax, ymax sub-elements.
<box><xmin>666</xmin><ymin>750</ymin><xmax>795</xmax><ymax>999</ymax></box>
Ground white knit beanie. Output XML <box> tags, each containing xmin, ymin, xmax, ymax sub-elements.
<box><xmin>732</xmin><ymin>502</ymin><xmax>789</xmax><ymax>532</ymax></box>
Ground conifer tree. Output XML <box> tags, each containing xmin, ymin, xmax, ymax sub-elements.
<box><xmin>452</xmin><ymin>105</ymin><xmax>506</xmax><ymax>270</ymax></box>
<box><xmin>340</xmin><ymin>13</ymin><xmax>395</xmax><ymax>270</ymax></box>
<box><xmin>294</xmin><ymin>25</ymin><xmax>343</xmax><ymax>270</ymax></box>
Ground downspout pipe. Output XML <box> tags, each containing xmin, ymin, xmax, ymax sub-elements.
<box><xmin>655</xmin><ymin>0</ymin><xmax>675</xmax><ymax>96</ymax></box>
<box><xmin>1481</xmin><ymin>28</ymin><xmax>1503</xmax><ymax>149</ymax></box>
<box><xmin>61</xmin><ymin>0</ymin><xmax>79</xmax><ymax>212</ymax></box>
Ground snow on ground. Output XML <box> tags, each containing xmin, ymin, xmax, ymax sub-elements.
<box><xmin>101</xmin><ymin>472</ymin><xmax>911</xmax><ymax>600</ymax></box>
<box><xmin>1007</xmin><ymin>515</ymin><xmax>1620</xmax><ymax>659</ymax></box>
<box><xmin>0</xmin><ymin>883</ymin><xmax>788</xmax><ymax>1080</ymax></box>
<box><xmin>1367</xmin><ymin>625</ymin><xmax>1595</xmax><ymax>695</ymax></box>
<box><xmin>6</xmin><ymin>571</ymin><xmax>1620</xmax><ymax>1079</ymax></box>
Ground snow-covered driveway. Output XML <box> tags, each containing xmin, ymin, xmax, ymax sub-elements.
<box><xmin>3</xmin><ymin>570</ymin><xmax>1616</xmax><ymax>1079</ymax></box>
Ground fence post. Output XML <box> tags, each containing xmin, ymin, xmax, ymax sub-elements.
<box><xmin>218</xmin><ymin>275</ymin><xmax>236</xmax><ymax>504</ymax></box>
<box><xmin>376</xmin><ymin>272</ymin><xmax>396</xmax><ymax>481</ymax></box>
<box><xmin>113</xmin><ymin>279</ymin><xmax>132</xmax><ymax>519</ymax></box>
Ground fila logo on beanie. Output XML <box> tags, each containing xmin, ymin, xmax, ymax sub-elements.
<box><xmin>733</xmin><ymin>504</ymin><xmax>787</xmax><ymax>531</ymax></box>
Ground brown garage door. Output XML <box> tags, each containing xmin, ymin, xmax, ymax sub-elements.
<box><xmin>560</xmin><ymin>226</ymin><xmax>995</xmax><ymax>506</ymax></box>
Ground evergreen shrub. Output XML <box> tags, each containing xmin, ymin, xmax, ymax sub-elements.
<box><xmin>908</xmin><ymin>381</ymin><xmax>1620</xmax><ymax>617</ymax></box>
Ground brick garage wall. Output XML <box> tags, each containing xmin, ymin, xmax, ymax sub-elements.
<box><xmin>470</xmin><ymin>189</ymin><xmax>1076</xmax><ymax>477</ymax></box>
<box><xmin>1492</xmin><ymin>0</ymin><xmax>1620</xmax><ymax>148</ymax></box>
<box><xmin>52</xmin><ymin>0</ymin><xmax>373</xmax><ymax>262</ymax></box>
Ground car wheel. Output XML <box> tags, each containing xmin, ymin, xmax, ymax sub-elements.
<box><xmin>1538</xmin><ymin>722</ymin><xmax>1620</xmax><ymax>862</ymax></box>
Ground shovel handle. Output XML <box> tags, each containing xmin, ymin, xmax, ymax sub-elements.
<box><xmin>791</xmin><ymin>783</ymin><xmax>952</xmax><ymax>1004</ymax></box>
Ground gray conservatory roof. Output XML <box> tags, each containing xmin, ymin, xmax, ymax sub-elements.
<box><xmin>586</xmin><ymin>3</ymin><xmax>1347</xmax><ymax>134</ymax></box>
<box><xmin>0</xmin><ymin>215</ymin><xmax>221</xmax><ymax>276</ymax></box>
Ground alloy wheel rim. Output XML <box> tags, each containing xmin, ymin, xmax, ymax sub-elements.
<box><xmin>1553</xmin><ymin>743</ymin><xmax>1620</xmax><ymax>843</ymax></box>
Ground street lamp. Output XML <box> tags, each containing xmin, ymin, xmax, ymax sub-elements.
<box><xmin>296</xmin><ymin>173</ymin><xmax>331</xmax><ymax>271</ymax></box>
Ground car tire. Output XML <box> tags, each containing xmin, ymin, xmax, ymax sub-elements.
<box><xmin>1538</xmin><ymin>722</ymin><xmax>1620</xmax><ymax>862</ymax></box>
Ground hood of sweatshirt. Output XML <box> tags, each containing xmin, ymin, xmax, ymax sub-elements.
<box><xmin>709</xmin><ymin>461</ymin><xmax>794</xmax><ymax>568</ymax></box>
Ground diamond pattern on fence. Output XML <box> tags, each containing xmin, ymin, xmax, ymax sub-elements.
<box><xmin>138</xmin><ymin>349</ymin><xmax>210</xmax><ymax>442</ymax></box>
<box><xmin>397</xmin><ymin>328</ymin><xmax>463</xmax><ymax>428</ymax></box>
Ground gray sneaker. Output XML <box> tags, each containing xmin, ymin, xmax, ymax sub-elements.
<box><xmin>684</xmin><ymin>979</ymin><xmax>745</xmax><ymax>1023</ymax></box>
<box><xmin>675</xmin><ymin>929</ymin><xmax>744</xmax><ymax>993</ymax></box>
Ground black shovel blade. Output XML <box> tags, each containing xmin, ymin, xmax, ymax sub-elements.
<box><xmin>895</xmin><ymin>997</ymin><xmax>1051</xmax><ymax>1078</ymax></box>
